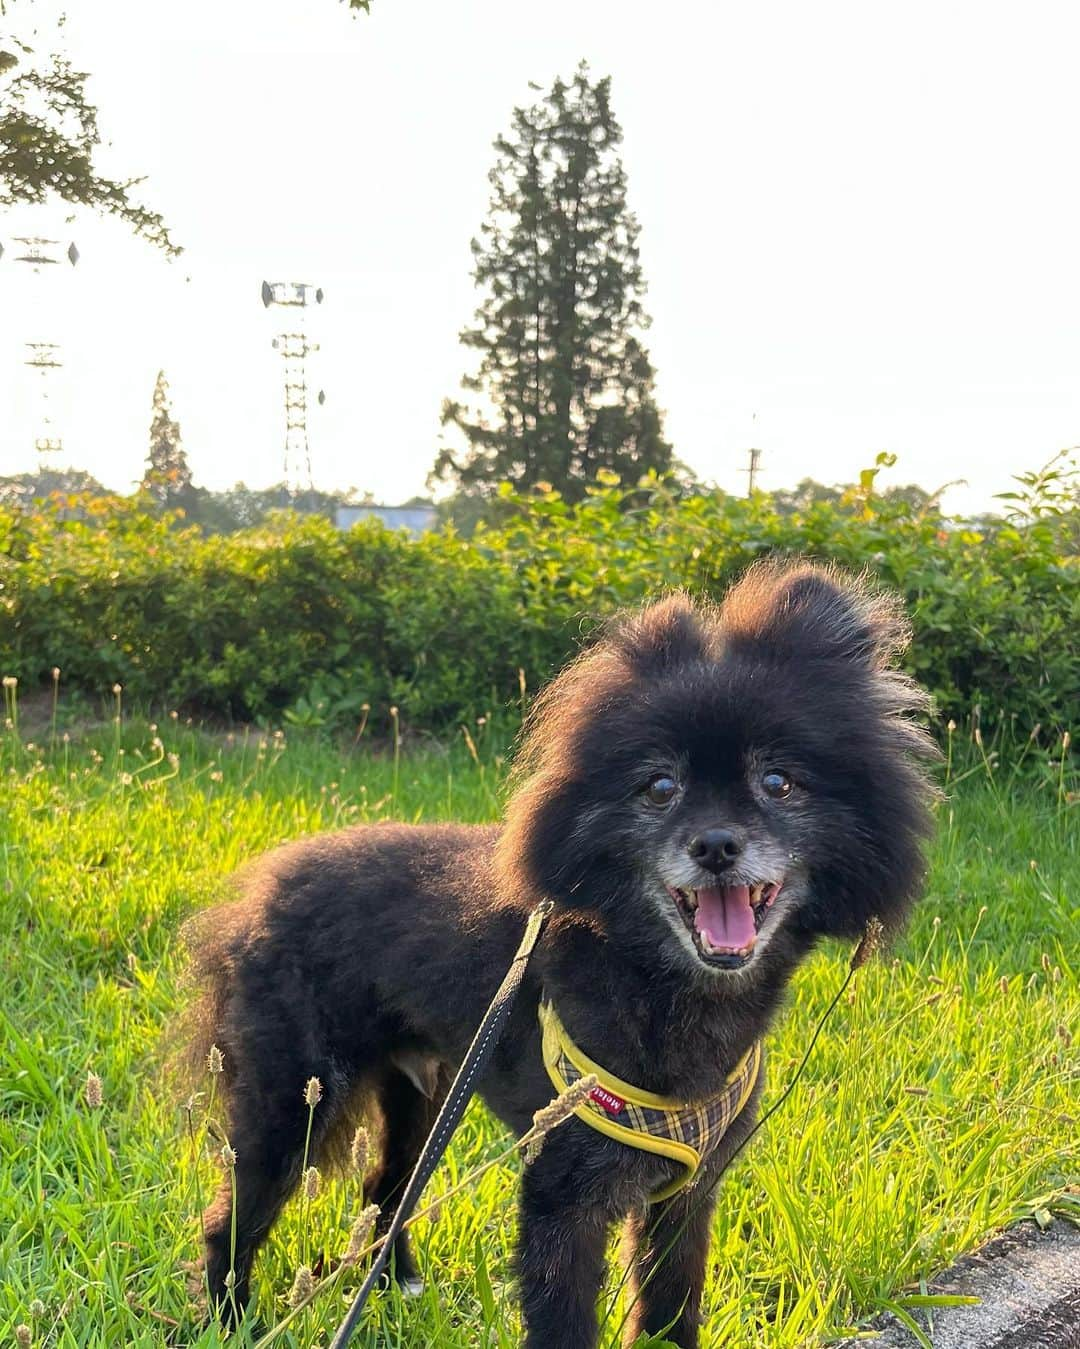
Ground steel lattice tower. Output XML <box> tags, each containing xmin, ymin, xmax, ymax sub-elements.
<box><xmin>24</xmin><ymin>341</ymin><xmax>64</xmax><ymax>459</ymax></box>
<box><xmin>1</xmin><ymin>235</ymin><xmax>79</xmax><ymax>464</ymax></box>
<box><xmin>261</xmin><ymin>281</ymin><xmax>325</xmax><ymax>496</ymax></box>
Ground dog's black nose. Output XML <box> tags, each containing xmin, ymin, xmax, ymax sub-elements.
<box><xmin>687</xmin><ymin>828</ymin><xmax>743</xmax><ymax>872</ymax></box>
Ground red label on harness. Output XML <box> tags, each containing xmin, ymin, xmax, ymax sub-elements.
<box><xmin>589</xmin><ymin>1085</ymin><xmax>626</xmax><ymax>1115</ymax></box>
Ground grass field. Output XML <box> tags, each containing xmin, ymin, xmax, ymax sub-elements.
<box><xmin>1</xmin><ymin>706</ymin><xmax>1076</xmax><ymax>1348</ymax></box>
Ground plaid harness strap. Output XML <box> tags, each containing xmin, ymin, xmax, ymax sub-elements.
<box><xmin>539</xmin><ymin>1001</ymin><xmax>762</xmax><ymax>1202</ymax></box>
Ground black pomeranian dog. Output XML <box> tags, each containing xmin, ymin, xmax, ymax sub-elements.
<box><xmin>184</xmin><ymin>562</ymin><xmax>935</xmax><ymax>1348</ymax></box>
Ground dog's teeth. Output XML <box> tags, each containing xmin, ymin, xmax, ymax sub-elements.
<box><xmin>698</xmin><ymin>927</ymin><xmax>754</xmax><ymax>959</ymax></box>
<box><xmin>750</xmin><ymin>884</ymin><xmax>763</xmax><ymax>903</ymax></box>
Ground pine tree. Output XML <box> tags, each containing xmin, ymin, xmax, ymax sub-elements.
<box><xmin>434</xmin><ymin>64</ymin><xmax>671</xmax><ymax>502</ymax></box>
<box><xmin>142</xmin><ymin>371</ymin><xmax>197</xmax><ymax>513</ymax></box>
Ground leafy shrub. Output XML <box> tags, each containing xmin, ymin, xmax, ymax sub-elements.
<box><xmin>1</xmin><ymin>459</ymin><xmax>1076</xmax><ymax>735</ymax></box>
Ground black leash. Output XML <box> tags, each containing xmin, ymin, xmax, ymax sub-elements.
<box><xmin>327</xmin><ymin>899</ymin><xmax>553</xmax><ymax>1349</ymax></box>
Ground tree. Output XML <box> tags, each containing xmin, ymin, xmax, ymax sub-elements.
<box><xmin>0</xmin><ymin>465</ymin><xmax>106</xmax><ymax>509</ymax></box>
<box><xmin>768</xmin><ymin>479</ymin><xmax>845</xmax><ymax>515</ymax></box>
<box><xmin>434</xmin><ymin>63</ymin><xmax>672</xmax><ymax>503</ymax></box>
<box><xmin>188</xmin><ymin>482</ymin><xmax>375</xmax><ymax>534</ymax></box>
<box><xmin>769</xmin><ymin>477</ymin><xmax>937</xmax><ymax>517</ymax></box>
<box><xmin>141</xmin><ymin>371</ymin><xmax>197</xmax><ymax>514</ymax></box>
<box><xmin>0</xmin><ymin>5</ymin><xmax>176</xmax><ymax>252</ymax></box>
<box><xmin>1</xmin><ymin>0</ymin><xmax>383</xmax><ymax>253</ymax></box>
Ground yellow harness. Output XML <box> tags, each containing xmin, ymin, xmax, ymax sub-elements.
<box><xmin>539</xmin><ymin>1001</ymin><xmax>762</xmax><ymax>1202</ymax></box>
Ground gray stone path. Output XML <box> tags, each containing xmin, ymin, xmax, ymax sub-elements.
<box><xmin>870</xmin><ymin>1221</ymin><xmax>1080</xmax><ymax>1348</ymax></box>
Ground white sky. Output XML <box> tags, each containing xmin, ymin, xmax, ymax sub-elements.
<box><xmin>1</xmin><ymin>0</ymin><xmax>1079</xmax><ymax>513</ymax></box>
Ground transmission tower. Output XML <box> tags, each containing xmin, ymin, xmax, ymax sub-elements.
<box><xmin>0</xmin><ymin>236</ymin><xmax>79</xmax><ymax>464</ymax></box>
<box><xmin>261</xmin><ymin>280</ymin><xmax>325</xmax><ymax>498</ymax></box>
<box><xmin>24</xmin><ymin>342</ymin><xmax>64</xmax><ymax>459</ymax></box>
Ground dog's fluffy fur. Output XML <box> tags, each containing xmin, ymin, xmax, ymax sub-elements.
<box><xmin>184</xmin><ymin>562</ymin><xmax>936</xmax><ymax>1347</ymax></box>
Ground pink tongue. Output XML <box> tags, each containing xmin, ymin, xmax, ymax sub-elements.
<box><xmin>695</xmin><ymin>886</ymin><xmax>756</xmax><ymax>952</ymax></box>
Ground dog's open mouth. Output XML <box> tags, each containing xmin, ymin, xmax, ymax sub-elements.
<box><xmin>666</xmin><ymin>882</ymin><xmax>782</xmax><ymax>968</ymax></box>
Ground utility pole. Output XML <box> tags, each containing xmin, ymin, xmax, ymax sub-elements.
<box><xmin>744</xmin><ymin>446</ymin><xmax>762</xmax><ymax>496</ymax></box>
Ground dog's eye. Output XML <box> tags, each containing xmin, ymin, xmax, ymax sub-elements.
<box><xmin>762</xmin><ymin>771</ymin><xmax>793</xmax><ymax>800</ymax></box>
<box><xmin>644</xmin><ymin>775</ymin><xmax>678</xmax><ymax>807</ymax></box>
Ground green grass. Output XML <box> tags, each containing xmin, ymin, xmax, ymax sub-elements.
<box><xmin>0</xmin><ymin>711</ymin><xmax>1076</xmax><ymax>1348</ymax></box>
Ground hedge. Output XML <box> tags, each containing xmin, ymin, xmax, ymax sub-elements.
<box><xmin>1</xmin><ymin>469</ymin><xmax>1076</xmax><ymax>735</ymax></box>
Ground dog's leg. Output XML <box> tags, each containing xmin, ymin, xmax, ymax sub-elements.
<box><xmin>365</xmin><ymin>1063</ymin><xmax>447</xmax><ymax>1293</ymax></box>
<box><xmin>203</xmin><ymin>1066</ymin><xmax>343</xmax><ymax>1322</ymax></box>
<box><xmin>619</xmin><ymin>1188</ymin><xmax>716</xmax><ymax>1349</ymax></box>
<box><xmin>203</xmin><ymin>1138</ymin><xmax>298</xmax><ymax>1324</ymax></box>
<box><xmin>516</xmin><ymin>1156</ymin><xmax>614</xmax><ymax>1349</ymax></box>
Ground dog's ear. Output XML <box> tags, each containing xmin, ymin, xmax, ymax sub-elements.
<box><xmin>720</xmin><ymin>562</ymin><xmax>909</xmax><ymax>669</ymax></box>
<box><xmin>611</xmin><ymin>592</ymin><xmax>715</xmax><ymax>675</ymax></box>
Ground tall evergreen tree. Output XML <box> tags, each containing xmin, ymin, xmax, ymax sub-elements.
<box><xmin>142</xmin><ymin>371</ymin><xmax>197</xmax><ymax>513</ymax></box>
<box><xmin>433</xmin><ymin>64</ymin><xmax>671</xmax><ymax>502</ymax></box>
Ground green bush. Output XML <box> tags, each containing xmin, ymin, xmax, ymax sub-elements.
<box><xmin>1</xmin><ymin>461</ymin><xmax>1076</xmax><ymax>734</ymax></box>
